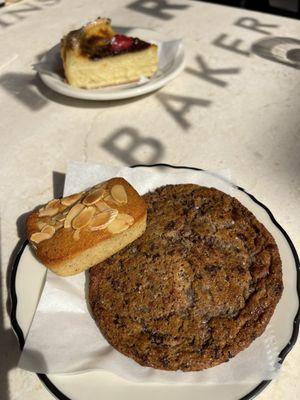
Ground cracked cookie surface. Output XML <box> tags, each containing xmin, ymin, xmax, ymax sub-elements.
<box><xmin>89</xmin><ymin>184</ymin><xmax>283</xmax><ymax>371</ymax></box>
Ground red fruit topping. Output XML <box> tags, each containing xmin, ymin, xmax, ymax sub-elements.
<box><xmin>111</xmin><ymin>35</ymin><xmax>133</xmax><ymax>52</ymax></box>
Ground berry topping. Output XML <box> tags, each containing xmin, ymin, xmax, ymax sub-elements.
<box><xmin>111</xmin><ymin>35</ymin><xmax>133</xmax><ymax>52</ymax></box>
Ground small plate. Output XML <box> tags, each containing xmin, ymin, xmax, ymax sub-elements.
<box><xmin>36</xmin><ymin>28</ymin><xmax>185</xmax><ymax>100</ymax></box>
<box><xmin>10</xmin><ymin>164</ymin><xmax>300</xmax><ymax>400</ymax></box>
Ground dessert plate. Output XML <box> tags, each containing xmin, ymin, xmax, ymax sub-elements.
<box><xmin>36</xmin><ymin>28</ymin><xmax>185</xmax><ymax>100</ymax></box>
<box><xmin>11</xmin><ymin>164</ymin><xmax>299</xmax><ymax>400</ymax></box>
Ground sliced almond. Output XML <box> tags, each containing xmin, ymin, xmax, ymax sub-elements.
<box><xmin>64</xmin><ymin>203</ymin><xmax>85</xmax><ymax>229</ymax></box>
<box><xmin>55</xmin><ymin>211</ymin><xmax>68</xmax><ymax>222</ymax></box>
<box><xmin>82</xmin><ymin>188</ymin><xmax>106</xmax><ymax>206</ymax></box>
<box><xmin>54</xmin><ymin>221</ymin><xmax>64</xmax><ymax>230</ymax></box>
<box><xmin>107</xmin><ymin>213</ymin><xmax>134</xmax><ymax>234</ymax></box>
<box><xmin>111</xmin><ymin>184</ymin><xmax>127</xmax><ymax>204</ymax></box>
<box><xmin>107</xmin><ymin>219</ymin><xmax>129</xmax><ymax>234</ymax></box>
<box><xmin>103</xmin><ymin>193</ymin><xmax>116</xmax><ymax>204</ymax></box>
<box><xmin>36</xmin><ymin>221</ymin><xmax>48</xmax><ymax>231</ymax></box>
<box><xmin>119</xmin><ymin>213</ymin><xmax>134</xmax><ymax>225</ymax></box>
<box><xmin>41</xmin><ymin>225</ymin><xmax>56</xmax><ymax>237</ymax></box>
<box><xmin>61</xmin><ymin>193</ymin><xmax>82</xmax><ymax>207</ymax></box>
<box><xmin>94</xmin><ymin>200</ymin><xmax>111</xmax><ymax>212</ymax></box>
<box><xmin>90</xmin><ymin>209</ymin><xmax>118</xmax><ymax>231</ymax></box>
<box><xmin>39</xmin><ymin>207</ymin><xmax>59</xmax><ymax>217</ymax></box>
<box><xmin>30</xmin><ymin>231</ymin><xmax>52</xmax><ymax>244</ymax></box>
<box><xmin>45</xmin><ymin>199</ymin><xmax>61</xmax><ymax>209</ymax></box>
<box><xmin>73</xmin><ymin>229</ymin><xmax>81</xmax><ymax>241</ymax></box>
<box><xmin>72</xmin><ymin>206</ymin><xmax>95</xmax><ymax>230</ymax></box>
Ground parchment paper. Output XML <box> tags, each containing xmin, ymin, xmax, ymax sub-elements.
<box><xmin>19</xmin><ymin>161</ymin><xmax>280</xmax><ymax>383</ymax></box>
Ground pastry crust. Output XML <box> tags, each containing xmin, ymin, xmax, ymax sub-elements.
<box><xmin>27</xmin><ymin>178</ymin><xmax>147</xmax><ymax>276</ymax></box>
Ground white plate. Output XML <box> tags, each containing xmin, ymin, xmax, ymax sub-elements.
<box><xmin>11</xmin><ymin>164</ymin><xmax>299</xmax><ymax>400</ymax></box>
<box><xmin>37</xmin><ymin>28</ymin><xmax>185</xmax><ymax>100</ymax></box>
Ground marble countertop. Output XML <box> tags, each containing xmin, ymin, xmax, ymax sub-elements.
<box><xmin>0</xmin><ymin>0</ymin><xmax>299</xmax><ymax>399</ymax></box>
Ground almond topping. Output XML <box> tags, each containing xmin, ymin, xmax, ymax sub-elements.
<box><xmin>55</xmin><ymin>211</ymin><xmax>68</xmax><ymax>222</ymax></box>
<box><xmin>111</xmin><ymin>184</ymin><xmax>127</xmax><ymax>204</ymax></box>
<box><xmin>119</xmin><ymin>213</ymin><xmax>134</xmax><ymax>225</ymax></box>
<box><xmin>103</xmin><ymin>194</ymin><xmax>116</xmax><ymax>204</ymax></box>
<box><xmin>30</xmin><ymin>232</ymin><xmax>52</xmax><ymax>244</ymax></box>
<box><xmin>64</xmin><ymin>203</ymin><xmax>85</xmax><ymax>228</ymax></box>
<box><xmin>107</xmin><ymin>213</ymin><xmax>134</xmax><ymax>234</ymax></box>
<box><xmin>45</xmin><ymin>199</ymin><xmax>61</xmax><ymax>209</ymax></box>
<box><xmin>41</xmin><ymin>225</ymin><xmax>56</xmax><ymax>237</ymax></box>
<box><xmin>90</xmin><ymin>209</ymin><xmax>118</xmax><ymax>231</ymax></box>
<box><xmin>54</xmin><ymin>221</ymin><xmax>64</xmax><ymax>230</ymax></box>
<box><xmin>83</xmin><ymin>188</ymin><xmax>106</xmax><ymax>206</ymax></box>
<box><xmin>39</xmin><ymin>207</ymin><xmax>59</xmax><ymax>217</ymax></box>
<box><xmin>61</xmin><ymin>193</ymin><xmax>82</xmax><ymax>207</ymax></box>
<box><xmin>73</xmin><ymin>229</ymin><xmax>81</xmax><ymax>241</ymax></box>
<box><xmin>36</xmin><ymin>221</ymin><xmax>48</xmax><ymax>231</ymax></box>
<box><xmin>94</xmin><ymin>200</ymin><xmax>111</xmax><ymax>212</ymax></box>
<box><xmin>72</xmin><ymin>206</ymin><xmax>95</xmax><ymax>230</ymax></box>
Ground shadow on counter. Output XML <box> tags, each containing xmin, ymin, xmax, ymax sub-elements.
<box><xmin>0</xmin><ymin>71</ymin><xmax>159</xmax><ymax>110</ymax></box>
<box><xmin>1</xmin><ymin>172</ymin><xmax>65</xmax><ymax>400</ymax></box>
<box><xmin>0</xmin><ymin>214</ymin><xmax>20</xmax><ymax>400</ymax></box>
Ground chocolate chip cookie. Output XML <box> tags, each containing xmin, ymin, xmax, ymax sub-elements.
<box><xmin>89</xmin><ymin>184</ymin><xmax>283</xmax><ymax>371</ymax></box>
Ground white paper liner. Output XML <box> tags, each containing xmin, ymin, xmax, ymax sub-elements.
<box><xmin>19</xmin><ymin>161</ymin><xmax>280</xmax><ymax>383</ymax></box>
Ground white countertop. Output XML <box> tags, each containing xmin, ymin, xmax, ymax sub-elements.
<box><xmin>0</xmin><ymin>0</ymin><xmax>299</xmax><ymax>399</ymax></box>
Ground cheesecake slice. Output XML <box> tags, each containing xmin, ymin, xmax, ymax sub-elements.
<box><xmin>60</xmin><ymin>18</ymin><xmax>158</xmax><ymax>89</ymax></box>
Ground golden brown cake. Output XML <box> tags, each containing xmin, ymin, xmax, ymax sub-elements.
<box><xmin>26</xmin><ymin>178</ymin><xmax>147</xmax><ymax>276</ymax></box>
<box><xmin>60</xmin><ymin>18</ymin><xmax>158</xmax><ymax>89</ymax></box>
<box><xmin>89</xmin><ymin>184</ymin><xmax>283</xmax><ymax>371</ymax></box>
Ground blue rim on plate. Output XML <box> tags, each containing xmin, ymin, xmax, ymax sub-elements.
<box><xmin>10</xmin><ymin>163</ymin><xmax>300</xmax><ymax>400</ymax></box>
